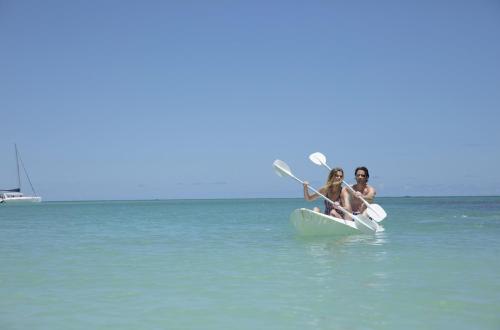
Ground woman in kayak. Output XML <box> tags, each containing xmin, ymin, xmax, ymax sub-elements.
<box><xmin>303</xmin><ymin>167</ymin><xmax>349</xmax><ymax>219</ymax></box>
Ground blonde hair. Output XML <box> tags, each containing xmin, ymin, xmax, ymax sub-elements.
<box><xmin>324</xmin><ymin>168</ymin><xmax>343</xmax><ymax>194</ymax></box>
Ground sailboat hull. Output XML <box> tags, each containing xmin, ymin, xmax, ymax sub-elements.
<box><xmin>1</xmin><ymin>196</ymin><xmax>42</xmax><ymax>204</ymax></box>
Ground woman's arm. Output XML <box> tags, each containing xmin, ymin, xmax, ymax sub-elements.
<box><xmin>303</xmin><ymin>182</ymin><xmax>321</xmax><ymax>201</ymax></box>
<box><xmin>341</xmin><ymin>187</ymin><xmax>352</xmax><ymax>220</ymax></box>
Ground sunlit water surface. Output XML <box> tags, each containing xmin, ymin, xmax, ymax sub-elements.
<box><xmin>1</xmin><ymin>197</ymin><xmax>499</xmax><ymax>329</ymax></box>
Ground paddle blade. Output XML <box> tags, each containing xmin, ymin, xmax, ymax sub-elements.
<box><xmin>273</xmin><ymin>159</ymin><xmax>292</xmax><ymax>178</ymax></box>
<box><xmin>366</xmin><ymin>204</ymin><xmax>387</xmax><ymax>222</ymax></box>
<box><xmin>308</xmin><ymin>152</ymin><xmax>326</xmax><ymax>166</ymax></box>
<box><xmin>353</xmin><ymin>214</ymin><xmax>378</xmax><ymax>233</ymax></box>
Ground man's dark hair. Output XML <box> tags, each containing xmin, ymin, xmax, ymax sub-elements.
<box><xmin>355</xmin><ymin>166</ymin><xmax>369</xmax><ymax>182</ymax></box>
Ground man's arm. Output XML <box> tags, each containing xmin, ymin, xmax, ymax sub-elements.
<box><xmin>363</xmin><ymin>185</ymin><xmax>376</xmax><ymax>203</ymax></box>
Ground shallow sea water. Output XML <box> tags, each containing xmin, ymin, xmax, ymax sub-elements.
<box><xmin>1</xmin><ymin>197</ymin><xmax>499</xmax><ymax>329</ymax></box>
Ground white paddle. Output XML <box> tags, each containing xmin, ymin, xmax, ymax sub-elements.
<box><xmin>273</xmin><ymin>159</ymin><xmax>378</xmax><ymax>233</ymax></box>
<box><xmin>308</xmin><ymin>152</ymin><xmax>387</xmax><ymax>222</ymax></box>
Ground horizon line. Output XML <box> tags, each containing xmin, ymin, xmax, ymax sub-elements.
<box><xmin>33</xmin><ymin>195</ymin><xmax>500</xmax><ymax>203</ymax></box>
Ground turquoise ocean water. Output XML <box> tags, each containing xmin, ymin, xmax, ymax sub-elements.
<box><xmin>1</xmin><ymin>197</ymin><xmax>499</xmax><ymax>329</ymax></box>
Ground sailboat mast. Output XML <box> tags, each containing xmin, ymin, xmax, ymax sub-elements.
<box><xmin>15</xmin><ymin>144</ymin><xmax>21</xmax><ymax>190</ymax></box>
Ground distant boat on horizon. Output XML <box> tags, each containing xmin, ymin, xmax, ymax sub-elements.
<box><xmin>0</xmin><ymin>144</ymin><xmax>41</xmax><ymax>204</ymax></box>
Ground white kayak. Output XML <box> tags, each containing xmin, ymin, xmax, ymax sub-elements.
<box><xmin>290</xmin><ymin>208</ymin><xmax>382</xmax><ymax>236</ymax></box>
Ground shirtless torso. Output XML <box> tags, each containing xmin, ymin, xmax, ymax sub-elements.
<box><xmin>344</xmin><ymin>167</ymin><xmax>376</xmax><ymax>215</ymax></box>
<box><xmin>349</xmin><ymin>183</ymin><xmax>375</xmax><ymax>214</ymax></box>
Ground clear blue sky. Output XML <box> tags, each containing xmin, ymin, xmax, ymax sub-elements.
<box><xmin>1</xmin><ymin>0</ymin><xmax>499</xmax><ymax>201</ymax></box>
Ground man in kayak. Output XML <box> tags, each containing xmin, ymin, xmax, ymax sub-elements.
<box><xmin>303</xmin><ymin>167</ymin><xmax>350</xmax><ymax>219</ymax></box>
<box><xmin>345</xmin><ymin>166</ymin><xmax>376</xmax><ymax>215</ymax></box>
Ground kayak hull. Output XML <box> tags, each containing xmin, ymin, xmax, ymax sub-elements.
<box><xmin>290</xmin><ymin>208</ymin><xmax>362</xmax><ymax>236</ymax></box>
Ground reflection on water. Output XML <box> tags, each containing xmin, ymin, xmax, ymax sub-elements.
<box><xmin>297</xmin><ymin>231</ymin><xmax>388</xmax><ymax>250</ymax></box>
<box><xmin>294</xmin><ymin>232</ymin><xmax>390</xmax><ymax>275</ymax></box>
<box><xmin>295</xmin><ymin>231</ymin><xmax>391</xmax><ymax>293</ymax></box>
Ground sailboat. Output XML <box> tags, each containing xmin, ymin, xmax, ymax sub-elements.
<box><xmin>0</xmin><ymin>144</ymin><xmax>42</xmax><ymax>204</ymax></box>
